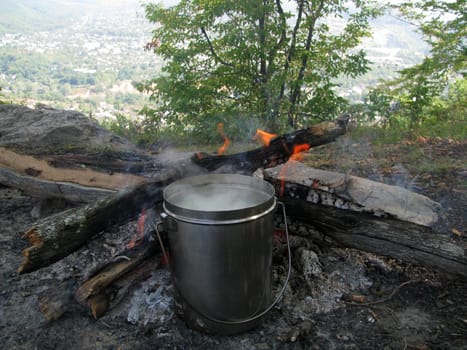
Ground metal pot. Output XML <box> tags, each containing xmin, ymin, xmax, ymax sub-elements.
<box><xmin>162</xmin><ymin>174</ymin><xmax>277</xmax><ymax>334</ymax></box>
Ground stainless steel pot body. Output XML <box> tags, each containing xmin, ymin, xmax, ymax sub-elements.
<box><xmin>163</xmin><ymin>174</ymin><xmax>275</xmax><ymax>330</ymax></box>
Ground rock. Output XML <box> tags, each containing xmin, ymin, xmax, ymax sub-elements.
<box><xmin>0</xmin><ymin>104</ymin><xmax>143</xmax><ymax>156</ymax></box>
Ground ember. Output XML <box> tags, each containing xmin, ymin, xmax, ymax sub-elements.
<box><xmin>127</xmin><ymin>208</ymin><xmax>148</xmax><ymax>249</ymax></box>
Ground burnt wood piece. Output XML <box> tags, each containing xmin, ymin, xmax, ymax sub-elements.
<box><xmin>192</xmin><ymin>115</ymin><xmax>349</xmax><ymax>171</ymax></box>
<box><xmin>86</xmin><ymin>256</ymin><xmax>161</xmax><ymax>319</ymax></box>
<box><xmin>38</xmin><ymin>280</ymin><xmax>76</xmax><ymax>322</ymax></box>
<box><xmin>280</xmin><ymin>199</ymin><xmax>467</xmax><ymax>278</ymax></box>
<box><xmin>18</xmin><ymin>174</ymin><xmax>174</xmax><ymax>274</ymax></box>
<box><xmin>75</xmin><ymin>241</ymin><xmax>160</xmax><ymax>318</ymax></box>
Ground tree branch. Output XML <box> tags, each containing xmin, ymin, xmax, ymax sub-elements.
<box><xmin>200</xmin><ymin>27</ymin><xmax>234</xmax><ymax>68</ymax></box>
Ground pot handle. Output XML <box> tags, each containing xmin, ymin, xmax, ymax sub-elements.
<box><xmin>158</xmin><ymin>201</ymin><xmax>292</xmax><ymax>325</ymax></box>
<box><xmin>155</xmin><ymin>213</ymin><xmax>171</xmax><ymax>269</ymax></box>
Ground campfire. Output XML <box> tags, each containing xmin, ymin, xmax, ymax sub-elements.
<box><xmin>1</xmin><ymin>105</ymin><xmax>465</xmax><ymax>348</ymax></box>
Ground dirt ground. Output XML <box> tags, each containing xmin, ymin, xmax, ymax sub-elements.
<box><xmin>0</xmin><ymin>137</ymin><xmax>466</xmax><ymax>350</ymax></box>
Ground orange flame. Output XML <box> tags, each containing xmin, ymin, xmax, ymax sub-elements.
<box><xmin>278</xmin><ymin>143</ymin><xmax>311</xmax><ymax>196</ymax></box>
<box><xmin>217</xmin><ymin>123</ymin><xmax>230</xmax><ymax>155</ymax></box>
<box><xmin>253</xmin><ymin>129</ymin><xmax>278</xmax><ymax>147</ymax></box>
<box><xmin>290</xmin><ymin>144</ymin><xmax>310</xmax><ymax>161</ymax></box>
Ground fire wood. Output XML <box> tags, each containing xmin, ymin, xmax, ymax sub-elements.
<box><xmin>0</xmin><ymin>146</ymin><xmax>147</xmax><ymax>194</ymax></box>
<box><xmin>263</xmin><ymin>160</ymin><xmax>440</xmax><ymax>227</ymax></box>
<box><xmin>0</xmin><ymin>165</ymin><xmax>115</xmax><ymax>203</ymax></box>
<box><xmin>263</xmin><ymin>163</ymin><xmax>466</xmax><ymax>277</ymax></box>
<box><xmin>75</xmin><ymin>240</ymin><xmax>158</xmax><ymax>305</ymax></box>
<box><xmin>0</xmin><ymin>104</ymin><xmax>152</xmax><ymax>197</ymax></box>
<box><xmin>75</xmin><ymin>241</ymin><xmax>161</xmax><ymax>318</ymax></box>
<box><xmin>281</xmin><ymin>198</ymin><xmax>467</xmax><ymax>278</ymax></box>
<box><xmin>192</xmin><ymin>115</ymin><xmax>349</xmax><ymax>171</ymax></box>
<box><xmin>17</xmin><ymin>117</ymin><xmax>348</xmax><ymax>274</ymax></box>
<box><xmin>18</xmin><ymin>175</ymin><xmax>174</xmax><ymax>274</ymax></box>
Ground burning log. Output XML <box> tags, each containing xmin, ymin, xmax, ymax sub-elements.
<box><xmin>192</xmin><ymin>115</ymin><xmax>349</xmax><ymax>171</ymax></box>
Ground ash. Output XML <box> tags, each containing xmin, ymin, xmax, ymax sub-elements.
<box><xmin>1</xmin><ymin>185</ymin><xmax>465</xmax><ymax>350</ymax></box>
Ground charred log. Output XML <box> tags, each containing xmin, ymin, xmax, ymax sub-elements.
<box><xmin>281</xmin><ymin>198</ymin><xmax>467</xmax><ymax>278</ymax></box>
<box><xmin>18</xmin><ymin>175</ymin><xmax>173</xmax><ymax>274</ymax></box>
<box><xmin>263</xmin><ymin>162</ymin><xmax>465</xmax><ymax>277</ymax></box>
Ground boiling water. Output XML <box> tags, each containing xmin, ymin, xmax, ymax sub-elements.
<box><xmin>170</xmin><ymin>183</ymin><xmax>270</xmax><ymax>211</ymax></box>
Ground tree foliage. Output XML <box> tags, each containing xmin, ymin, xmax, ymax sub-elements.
<box><xmin>140</xmin><ymin>0</ymin><xmax>382</xmax><ymax>138</ymax></box>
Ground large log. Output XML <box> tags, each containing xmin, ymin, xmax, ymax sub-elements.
<box><xmin>0</xmin><ymin>146</ymin><xmax>147</xmax><ymax>193</ymax></box>
<box><xmin>0</xmin><ymin>165</ymin><xmax>114</xmax><ymax>203</ymax></box>
<box><xmin>263</xmin><ymin>162</ymin><xmax>466</xmax><ymax>277</ymax></box>
<box><xmin>264</xmin><ymin>160</ymin><xmax>440</xmax><ymax>227</ymax></box>
<box><xmin>281</xmin><ymin>198</ymin><xmax>467</xmax><ymax>278</ymax></box>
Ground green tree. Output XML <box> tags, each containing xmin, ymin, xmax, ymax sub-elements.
<box><xmin>140</xmin><ymin>0</ymin><xmax>382</xmax><ymax>138</ymax></box>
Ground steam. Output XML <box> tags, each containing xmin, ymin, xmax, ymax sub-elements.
<box><xmin>169</xmin><ymin>183</ymin><xmax>270</xmax><ymax>211</ymax></box>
